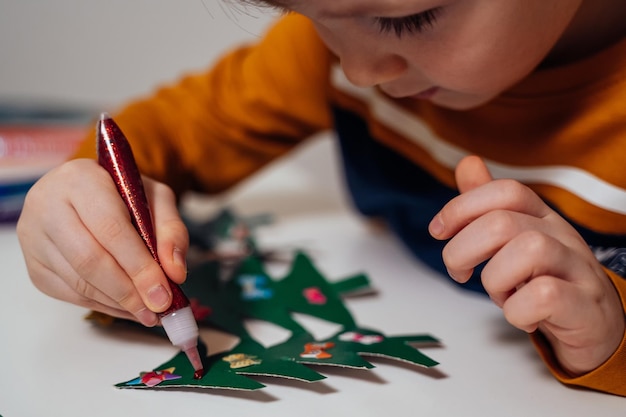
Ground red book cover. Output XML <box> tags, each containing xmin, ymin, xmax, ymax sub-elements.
<box><xmin>0</xmin><ymin>124</ymin><xmax>87</xmax><ymax>222</ymax></box>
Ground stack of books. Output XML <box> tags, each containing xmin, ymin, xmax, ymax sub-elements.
<box><xmin>0</xmin><ymin>102</ymin><xmax>94</xmax><ymax>222</ymax></box>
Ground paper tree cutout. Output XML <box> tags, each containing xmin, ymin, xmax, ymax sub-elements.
<box><xmin>89</xmin><ymin>208</ymin><xmax>441</xmax><ymax>391</ymax></box>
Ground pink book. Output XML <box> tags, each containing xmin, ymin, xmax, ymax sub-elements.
<box><xmin>0</xmin><ymin>124</ymin><xmax>86</xmax><ymax>222</ymax></box>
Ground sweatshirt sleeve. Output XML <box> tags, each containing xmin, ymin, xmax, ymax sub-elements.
<box><xmin>72</xmin><ymin>13</ymin><xmax>333</xmax><ymax>196</ymax></box>
<box><xmin>531</xmin><ymin>268</ymin><xmax>626</xmax><ymax>396</ymax></box>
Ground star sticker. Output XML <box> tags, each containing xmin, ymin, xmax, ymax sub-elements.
<box><xmin>126</xmin><ymin>367</ymin><xmax>182</xmax><ymax>387</ymax></box>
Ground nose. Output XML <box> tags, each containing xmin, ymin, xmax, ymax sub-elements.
<box><xmin>340</xmin><ymin>51</ymin><xmax>408</xmax><ymax>88</ymax></box>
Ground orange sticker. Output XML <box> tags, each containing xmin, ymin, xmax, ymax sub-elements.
<box><xmin>300</xmin><ymin>342</ymin><xmax>335</xmax><ymax>359</ymax></box>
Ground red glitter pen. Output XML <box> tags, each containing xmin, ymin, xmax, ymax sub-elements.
<box><xmin>96</xmin><ymin>113</ymin><xmax>204</xmax><ymax>379</ymax></box>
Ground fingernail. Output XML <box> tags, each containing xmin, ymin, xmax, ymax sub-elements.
<box><xmin>147</xmin><ymin>284</ymin><xmax>171</xmax><ymax>310</ymax></box>
<box><xmin>173</xmin><ymin>247</ymin><xmax>187</xmax><ymax>273</ymax></box>
<box><xmin>447</xmin><ymin>268</ymin><xmax>472</xmax><ymax>283</ymax></box>
<box><xmin>136</xmin><ymin>308</ymin><xmax>158</xmax><ymax>327</ymax></box>
<box><xmin>429</xmin><ymin>214</ymin><xmax>444</xmax><ymax>236</ymax></box>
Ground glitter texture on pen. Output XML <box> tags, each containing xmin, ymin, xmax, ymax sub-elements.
<box><xmin>96</xmin><ymin>114</ymin><xmax>190</xmax><ymax>314</ymax></box>
<box><xmin>96</xmin><ymin>113</ymin><xmax>204</xmax><ymax>379</ymax></box>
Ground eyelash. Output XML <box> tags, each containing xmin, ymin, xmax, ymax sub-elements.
<box><xmin>375</xmin><ymin>8</ymin><xmax>442</xmax><ymax>38</ymax></box>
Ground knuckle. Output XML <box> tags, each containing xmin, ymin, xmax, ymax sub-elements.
<box><xmin>15</xmin><ymin>215</ymin><xmax>30</xmax><ymax>241</ymax></box>
<box><xmin>25</xmin><ymin>262</ymin><xmax>60</xmax><ymax>297</ymax></box>
<box><xmin>95</xmin><ymin>215</ymin><xmax>126</xmax><ymax>242</ymax></box>
<box><xmin>484</xmin><ymin>210</ymin><xmax>517</xmax><ymax>237</ymax></box>
<box><xmin>70</xmin><ymin>250</ymin><xmax>103</xmax><ymax>279</ymax></box>
<box><xmin>58</xmin><ymin>159</ymin><xmax>101</xmax><ymax>186</ymax></box>
<box><xmin>499</xmin><ymin>179</ymin><xmax>543</xmax><ymax>211</ymax></box>
<box><xmin>115</xmin><ymin>286</ymin><xmax>138</xmax><ymax>309</ymax></box>
<box><xmin>531</xmin><ymin>277</ymin><xmax>561</xmax><ymax>308</ymax></box>
<box><xmin>441</xmin><ymin>244</ymin><xmax>470</xmax><ymax>280</ymax></box>
<box><xmin>74</xmin><ymin>276</ymin><xmax>97</xmax><ymax>300</ymax></box>
<box><xmin>127</xmin><ymin>259</ymin><xmax>162</xmax><ymax>287</ymax></box>
<box><xmin>148</xmin><ymin>180</ymin><xmax>177</xmax><ymax>207</ymax></box>
<box><xmin>20</xmin><ymin>183</ymin><xmax>55</xmax><ymax>224</ymax></box>
<box><xmin>19</xmin><ymin>187</ymin><xmax>39</xmax><ymax>214</ymax></box>
<box><xmin>582</xmin><ymin>272</ymin><xmax>606</xmax><ymax>303</ymax></box>
<box><xmin>154</xmin><ymin>181</ymin><xmax>175</xmax><ymax>199</ymax></box>
<box><xmin>498</xmin><ymin>178</ymin><xmax>528</xmax><ymax>200</ymax></box>
<box><xmin>129</xmin><ymin>262</ymin><xmax>152</xmax><ymax>282</ymax></box>
<box><xmin>519</xmin><ymin>230</ymin><xmax>553</xmax><ymax>257</ymax></box>
<box><xmin>441</xmin><ymin>243</ymin><xmax>455</xmax><ymax>267</ymax></box>
<box><xmin>446</xmin><ymin>200</ymin><xmax>465</xmax><ymax>224</ymax></box>
<box><xmin>163</xmin><ymin>218</ymin><xmax>189</xmax><ymax>244</ymax></box>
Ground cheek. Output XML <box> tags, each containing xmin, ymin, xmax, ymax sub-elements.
<box><xmin>412</xmin><ymin>2</ymin><xmax>577</xmax><ymax>97</ymax></box>
<box><xmin>412</xmin><ymin>35</ymin><xmax>545</xmax><ymax>98</ymax></box>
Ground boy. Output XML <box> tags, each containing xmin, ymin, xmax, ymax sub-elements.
<box><xmin>16</xmin><ymin>0</ymin><xmax>626</xmax><ymax>395</ymax></box>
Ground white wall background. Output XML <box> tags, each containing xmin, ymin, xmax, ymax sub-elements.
<box><xmin>0</xmin><ymin>0</ymin><xmax>348</xmax><ymax>218</ymax></box>
<box><xmin>0</xmin><ymin>0</ymin><xmax>277</xmax><ymax>108</ymax></box>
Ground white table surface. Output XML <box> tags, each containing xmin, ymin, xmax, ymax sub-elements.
<box><xmin>1</xmin><ymin>137</ymin><xmax>625</xmax><ymax>416</ymax></box>
<box><xmin>1</xmin><ymin>2</ymin><xmax>624</xmax><ymax>416</ymax></box>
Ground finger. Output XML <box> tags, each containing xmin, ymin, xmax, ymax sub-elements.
<box><xmin>480</xmin><ymin>231</ymin><xmax>591</xmax><ymax>306</ymax></box>
<box><xmin>26</xmin><ymin>239</ymin><xmax>159</xmax><ymax>326</ymax></box>
<box><xmin>501</xmin><ymin>276</ymin><xmax>587</xmax><ymax>333</ymax></box>
<box><xmin>70</xmin><ymin>169</ymin><xmax>175</xmax><ymax>313</ymax></box>
<box><xmin>430</xmin><ymin>178</ymin><xmax>552</xmax><ymax>240</ymax></box>
<box><xmin>146</xmin><ymin>180</ymin><xmax>189</xmax><ymax>285</ymax></box>
<box><xmin>455</xmin><ymin>155</ymin><xmax>493</xmax><ymax>193</ymax></box>
<box><xmin>58</xmin><ymin>280</ymin><xmax>145</xmax><ymax>323</ymax></box>
<box><xmin>441</xmin><ymin>210</ymin><xmax>544</xmax><ymax>282</ymax></box>
<box><xmin>508</xmin><ymin>275</ymin><xmax>624</xmax><ymax>374</ymax></box>
<box><xmin>41</xmin><ymin>168</ymin><xmax>172</xmax><ymax>316</ymax></box>
<box><xmin>25</xmin><ymin>237</ymin><xmax>127</xmax><ymax>312</ymax></box>
<box><xmin>429</xmin><ymin>156</ymin><xmax>492</xmax><ymax>238</ymax></box>
<box><xmin>17</xmin><ymin>160</ymin><xmax>169</xmax><ymax>322</ymax></box>
<box><xmin>45</xmin><ymin>204</ymin><xmax>165</xmax><ymax>322</ymax></box>
<box><xmin>34</xmin><ymin>264</ymin><xmax>142</xmax><ymax>323</ymax></box>
<box><xmin>18</xmin><ymin>169</ymin><xmax>153</xmax><ymax>320</ymax></box>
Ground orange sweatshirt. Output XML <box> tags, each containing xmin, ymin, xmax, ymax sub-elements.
<box><xmin>73</xmin><ymin>14</ymin><xmax>626</xmax><ymax>396</ymax></box>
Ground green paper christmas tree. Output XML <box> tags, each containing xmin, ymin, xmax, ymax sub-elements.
<box><xmin>90</xmin><ymin>209</ymin><xmax>441</xmax><ymax>391</ymax></box>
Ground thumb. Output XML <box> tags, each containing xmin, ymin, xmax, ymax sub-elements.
<box><xmin>147</xmin><ymin>180</ymin><xmax>189</xmax><ymax>285</ymax></box>
<box><xmin>455</xmin><ymin>155</ymin><xmax>493</xmax><ymax>194</ymax></box>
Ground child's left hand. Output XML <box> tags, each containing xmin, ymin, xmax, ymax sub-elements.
<box><xmin>429</xmin><ymin>156</ymin><xmax>625</xmax><ymax>376</ymax></box>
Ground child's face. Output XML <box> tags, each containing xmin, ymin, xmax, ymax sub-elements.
<box><xmin>276</xmin><ymin>0</ymin><xmax>582</xmax><ymax>109</ymax></box>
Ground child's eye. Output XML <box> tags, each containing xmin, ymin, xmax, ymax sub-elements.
<box><xmin>375</xmin><ymin>7</ymin><xmax>442</xmax><ymax>38</ymax></box>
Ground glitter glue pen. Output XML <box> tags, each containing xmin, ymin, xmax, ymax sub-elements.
<box><xmin>96</xmin><ymin>112</ymin><xmax>204</xmax><ymax>379</ymax></box>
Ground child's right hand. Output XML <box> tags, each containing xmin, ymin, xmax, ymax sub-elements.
<box><xmin>16</xmin><ymin>158</ymin><xmax>189</xmax><ymax>327</ymax></box>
